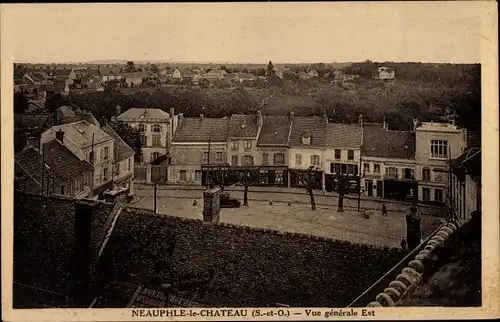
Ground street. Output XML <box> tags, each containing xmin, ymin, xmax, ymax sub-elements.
<box><xmin>131</xmin><ymin>188</ymin><xmax>444</xmax><ymax>248</ymax></box>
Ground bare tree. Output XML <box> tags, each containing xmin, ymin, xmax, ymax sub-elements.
<box><xmin>334</xmin><ymin>167</ymin><xmax>354</xmax><ymax>212</ymax></box>
<box><xmin>238</xmin><ymin>168</ymin><xmax>256</xmax><ymax>206</ymax></box>
<box><xmin>290</xmin><ymin>166</ymin><xmax>321</xmax><ymax>211</ymax></box>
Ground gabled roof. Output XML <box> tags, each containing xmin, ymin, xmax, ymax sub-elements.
<box><xmin>57</xmin><ymin>105</ymin><xmax>75</xmax><ymax>117</ymax></box>
<box><xmin>116</xmin><ymin>108</ymin><xmax>170</xmax><ymax>122</ymax></box>
<box><xmin>122</xmin><ymin>72</ymin><xmax>147</xmax><ymax>79</ymax></box>
<box><xmin>99</xmin><ymin>67</ymin><xmax>122</xmax><ymax>76</ymax></box>
<box><xmin>326</xmin><ymin>123</ymin><xmax>362</xmax><ymax>149</ymax></box>
<box><xmin>87</xmin><ymin>69</ymin><xmax>101</xmax><ymax>77</ymax></box>
<box><xmin>101</xmin><ymin>125</ymin><xmax>136</xmax><ymax>161</ymax></box>
<box><xmin>257</xmin><ymin>115</ymin><xmax>292</xmax><ymax>146</ymax></box>
<box><xmin>289</xmin><ymin>116</ymin><xmax>327</xmax><ymax>148</ymax></box>
<box><xmin>228</xmin><ymin>114</ymin><xmax>259</xmax><ymax>138</ymax></box>
<box><xmin>49</xmin><ymin>120</ymin><xmax>111</xmax><ymax>148</ymax></box>
<box><xmin>53</xmin><ymin>69</ymin><xmax>73</xmax><ymax>77</ymax></box>
<box><xmin>15</xmin><ymin>148</ymin><xmax>62</xmax><ymax>193</ymax></box>
<box><xmin>172</xmin><ymin>117</ymin><xmax>229</xmax><ymax>143</ymax></box>
<box><xmin>362</xmin><ymin>126</ymin><xmax>415</xmax><ymax>159</ymax></box>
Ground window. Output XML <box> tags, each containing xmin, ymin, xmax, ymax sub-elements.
<box><xmin>275</xmin><ymin>170</ymin><xmax>284</xmax><ymax>184</ymax></box>
<box><xmin>152</xmin><ymin>135</ymin><xmax>161</xmax><ymax>146</ymax></box>
<box><xmin>231</xmin><ymin>140</ymin><xmax>239</xmax><ymax>150</ymax></box>
<box><xmin>330</xmin><ymin>163</ymin><xmax>341</xmax><ymax>174</ymax></box>
<box><xmin>88</xmin><ymin>151</ymin><xmax>95</xmax><ymax>164</ymax></box>
<box><xmin>295</xmin><ymin>154</ymin><xmax>302</xmax><ymax>165</ymax></box>
<box><xmin>116</xmin><ymin>162</ymin><xmax>121</xmax><ymax>175</ymax></box>
<box><xmin>422</xmin><ymin>168</ymin><xmax>431</xmax><ymax>181</ymax></box>
<box><xmin>423</xmin><ymin>188</ymin><xmax>430</xmax><ymax>201</ymax></box>
<box><xmin>434</xmin><ymin>189</ymin><xmax>443</xmax><ymax>202</ymax></box>
<box><xmin>128</xmin><ymin>158</ymin><xmax>131</xmax><ymax>171</ymax></box>
<box><xmin>434</xmin><ymin>170</ymin><xmax>445</xmax><ymax>182</ymax></box>
<box><xmin>334</xmin><ymin>149</ymin><xmax>341</xmax><ymax>159</ymax></box>
<box><xmin>311</xmin><ymin>154</ymin><xmax>320</xmax><ymax>166</ymax></box>
<box><xmin>373</xmin><ymin>164</ymin><xmax>380</xmax><ymax>173</ymax></box>
<box><xmin>347</xmin><ymin>164</ymin><xmax>358</xmax><ymax>175</ymax></box>
<box><xmin>347</xmin><ymin>150</ymin><xmax>354</xmax><ymax>160</ymax></box>
<box><xmin>102</xmin><ymin>146</ymin><xmax>109</xmax><ymax>161</ymax></box>
<box><xmin>178</xmin><ymin>151</ymin><xmax>187</xmax><ymax>164</ymax></box>
<box><xmin>262</xmin><ymin>153</ymin><xmax>269</xmax><ymax>165</ymax></box>
<box><xmin>179</xmin><ymin>170</ymin><xmax>187</xmax><ymax>181</ymax></box>
<box><xmin>202</xmin><ymin>152</ymin><xmax>210</xmax><ymax>162</ymax></box>
<box><xmin>243</xmin><ymin>155</ymin><xmax>254</xmax><ymax>166</ymax></box>
<box><xmin>216</xmin><ymin>152</ymin><xmax>223</xmax><ymax>162</ymax></box>
<box><xmin>138</xmin><ymin>123</ymin><xmax>145</xmax><ymax>133</ymax></box>
<box><xmin>140</xmin><ymin>134</ymin><xmax>146</xmax><ymax>146</ymax></box>
<box><xmin>137</xmin><ymin>154</ymin><xmax>143</xmax><ymax>163</ymax></box>
<box><xmin>364</xmin><ymin>163</ymin><xmax>370</xmax><ymax>174</ymax></box>
<box><xmin>152</xmin><ymin>124</ymin><xmax>161</xmax><ymax>132</ymax></box>
<box><xmin>61</xmin><ymin>186</ymin><xmax>65</xmax><ymax>195</ymax></box>
<box><xmin>195</xmin><ymin>170</ymin><xmax>202</xmax><ymax>181</ymax></box>
<box><xmin>386</xmin><ymin>167</ymin><xmax>398</xmax><ymax>179</ymax></box>
<box><xmin>231</xmin><ymin>155</ymin><xmax>238</xmax><ymax>166</ymax></box>
<box><xmin>273</xmin><ymin>153</ymin><xmax>285</xmax><ymax>165</ymax></box>
<box><xmin>404</xmin><ymin>168</ymin><xmax>414</xmax><ymax>180</ymax></box>
<box><xmin>151</xmin><ymin>152</ymin><xmax>160</xmax><ymax>162</ymax></box>
<box><xmin>431</xmin><ymin>140</ymin><xmax>448</xmax><ymax>159</ymax></box>
<box><xmin>103</xmin><ymin>166</ymin><xmax>109</xmax><ymax>180</ymax></box>
<box><xmin>244</xmin><ymin>140</ymin><xmax>252</xmax><ymax>150</ymax></box>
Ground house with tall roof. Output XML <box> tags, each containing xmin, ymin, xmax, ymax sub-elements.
<box><xmin>361</xmin><ymin>121</ymin><xmax>417</xmax><ymax>200</ymax></box>
<box><xmin>414</xmin><ymin>120</ymin><xmax>468</xmax><ymax>204</ymax></box>
<box><xmin>40</xmin><ymin>120</ymin><xmax>115</xmax><ymax>198</ymax></box>
<box><xmin>169</xmin><ymin>114</ymin><xmax>230</xmax><ymax>185</ymax></box>
<box><xmin>99</xmin><ymin>66</ymin><xmax>123</xmax><ymax>82</ymax></box>
<box><xmin>227</xmin><ymin>113</ymin><xmax>262</xmax><ymax>168</ymax></box>
<box><xmin>122</xmin><ymin>72</ymin><xmax>147</xmax><ymax>87</ymax></box>
<box><xmin>15</xmin><ymin>139</ymin><xmax>94</xmax><ymax>199</ymax></box>
<box><xmin>255</xmin><ymin>115</ymin><xmax>293</xmax><ymax>187</ymax></box>
<box><xmin>288</xmin><ymin>113</ymin><xmax>328</xmax><ymax>189</ymax></box>
<box><xmin>324</xmin><ymin>119</ymin><xmax>363</xmax><ymax>193</ymax></box>
<box><xmin>53</xmin><ymin>68</ymin><xmax>77</xmax><ymax>85</ymax></box>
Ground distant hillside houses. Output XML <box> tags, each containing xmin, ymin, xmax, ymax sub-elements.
<box><xmin>373</xmin><ymin>66</ymin><xmax>396</xmax><ymax>80</ymax></box>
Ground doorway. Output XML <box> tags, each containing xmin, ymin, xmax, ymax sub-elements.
<box><xmin>365</xmin><ymin>180</ymin><xmax>373</xmax><ymax>197</ymax></box>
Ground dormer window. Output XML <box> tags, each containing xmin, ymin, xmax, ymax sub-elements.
<box><xmin>302</xmin><ymin>133</ymin><xmax>311</xmax><ymax>145</ymax></box>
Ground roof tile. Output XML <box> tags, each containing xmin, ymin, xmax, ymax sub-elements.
<box><xmin>289</xmin><ymin>117</ymin><xmax>327</xmax><ymax>148</ymax></box>
<box><xmin>362</xmin><ymin>126</ymin><xmax>415</xmax><ymax>159</ymax></box>
<box><xmin>172</xmin><ymin>117</ymin><xmax>229</xmax><ymax>143</ymax></box>
<box><xmin>257</xmin><ymin>115</ymin><xmax>292</xmax><ymax>146</ymax></box>
<box><xmin>228</xmin><ymin>114</ymin><xmax>259</xmax><ymax>138</ymax></box>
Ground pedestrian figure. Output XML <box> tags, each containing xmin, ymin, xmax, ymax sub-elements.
<box><xmin>401</xmin><ymin>238</ymin><xmax>407</xmax><ymax>251</ymax></box>
<box><xmin>381</xmin><ymin>203</ymin><xmax>387</xmax><ymax>216</ymax></box>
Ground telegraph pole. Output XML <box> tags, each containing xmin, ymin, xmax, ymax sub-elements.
<box><xmin>357</xmin><ymin>125</ymin><xmax>364</xmax><ymax>211</ymax></box>
<box><xmin>154</xmin><ymin>181</ymin><xmax>157</xmax><ymax>213</ymax></box>
<box><xmin>207</xmin><ymin>137</ymin><xmax>212</xmax><ymax>188</ymax></box>
<box><xmin>41</xmin><ymin>142</ymin><xmax>45</xmax><ymax>195</ymax></box>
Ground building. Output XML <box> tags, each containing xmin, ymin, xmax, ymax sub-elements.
<box><xmin>40</xmin><ymin>120</ymin><xmax>115</xmax><ymax>198</ymax></box>
<box><xmin>169</xmin><ymin>114</ymin><xmax>230</xmax><ymax>185</ymax></box>
<box><xmin>53</xmin><ymin>68</ymin><xmax>77</xmax><ymax>85</ymax></box>
<box><xmin>115</xmin><ymin>107</ymin><xmax>178</xmax><ymax>165</ymax></box>
<box><xmin>101</xmin><ymin>125</ymin><xmax>136</xmax><ymax>196</ymax></box>
<box><xmin>99</xmin><ymin>66</ymin><xmax>123</xmax><ymax>82</ymax></box>
<box><xmin>288</xmin><ymin>113</ymin><xmax>327</xmax><ymax>189</ymax></box>
<box><xmin>14</xmin><ymin>140</ymin><xmax>94</xmax><ymax>199</ymax></box>
<box><xmin>122</xmin><ymin>72</ymin><xmax>146</xmax><ymax>87</ymax></box>
<box><xmin>324</xmin><ymin>120</ymin><xmax>363</xmax><ymax>194</ymax></box>
<box><xmin>255</xmin><ymin>115</ymin><xmax>293</xmax><ymax>187</ymax></box>
<box><xmin>414</xmin><ymin>120</ymin><xmax>468</xmax><ymax>204</ymax></box>
<box><xmin>227</xmin><ymin>113</ymin><xmax>261</xmax><ymax>167</ymax></box>
<box><xmin>373</xmin><ymin>67</ymin><xmax>395</xmax><ymax>80</ymax></box>
<box><xmin>80</xmin><ymin>75</ymin><xmax>104</xmax><ymax>90</ymax></box>
<box><xmin>361</xmin><ymin>122</ymin><xmax>417</xmax><ymax>200</ymax></box>
<box><xmin>203</xmin><ymin>69</ymin><xmax>227</xmax><ymax>80</ymax></box>
<box><xmin>449</xmin><ymin>147</ymin><xmax>481</xmax><ymax>222</ymax></box>
<box><xmin>307</xmin><ymin>69</ymin><xmax>319</xmax><ymax>77</ymax></box>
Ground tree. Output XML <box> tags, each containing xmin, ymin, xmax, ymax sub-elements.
<box><xmin>150</xmin><ymin>64</ymin><xmax>160</xmax><ymax>74</ymax></box>
<box><xmin>45</xmin><ymin>93</ymin><xmax>67</xmax><ymax>113</ymax></box>
<box><xmin>126</xmin><ymin>61</ymin><xmax>135</xmax><ymax>73</ymax></box>
<box><xmin>267</xmin><ymin>61</ymin><xmax>274</xmax><ymax>74</ymax></box>
<box><xmin>237</xmin><ymin>168</ymin><xmax>259</xmax><ymax>206</ymax></box>
<box><xmin>109</xmin><ymin>120</ymin><xmax>143</xmax><ymax>158</ymax></box>
<box><xmin>14</xmin><ymin>93</ymin><xmax>29</xmax><ymax>113</ymax></box>
<box><xmin>333</xmin><ymin>167</ymin><xmax>356</xmax><ymax>212</ymax></box>
<box><xmin>290</xmin><ymin>166</ymin><xmax>322</xmax><ymax>211</ymax></box>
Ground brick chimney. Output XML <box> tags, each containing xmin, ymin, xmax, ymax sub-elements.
<box><xmin>73</xmin><ymin>199</ymin><xmax>100</xmax><ymax>307</ymax></box>
<box><xmin>170</xmin><ymin>107</ymin><xmax>175</xmax><ymax>118</ymax></box>
<box><xmin>358</xmin><ymin>114</ymin><xmax>363</xmax><ymax>127</ymax></box>
<box><xmin>24</xmin><ymin>134</ymin><xmax>40</xmax><ymax>152</ymax></box>
<box><xmin>289</xmin><ymin>111</ymin><xmax>294</xmax><ymax>121</ymax></box>
<box><xmin>56</xmin><ymin>129</ymin><xmax>64</xmax><ymax>143</ymax></box>
<box><xmin>203</xmin><ymin>186</ymin><xmax>221</xmax><ymax>224</ymax></box>
<box><xmin>257</xmin><ymin>110</ymin><xmax>263</xmax><ymax>128</ymax></box>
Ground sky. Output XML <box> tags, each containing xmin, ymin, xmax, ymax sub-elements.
<box><xmin>1</xmin><ymin>2</ymin><xmax>486</xmax><ymax>64</ymax></box>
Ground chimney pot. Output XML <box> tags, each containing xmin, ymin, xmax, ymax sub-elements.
<box><xmin>170</xmin><ymin>107</ymin><xmax>175</xmax><ymax>117</ymax></box>
<box><xmin>56</xmin><ymin>129</ymin><xmax>64</xmax><ymax>143</ymax></box>
<box><xmin>200</xmin><ymin>113</ymin><xmax>204</xmax><ymax>121</ymax></box>
<box><xmin>290</xmin><ymin>111</ymin><xmax>294</xmax><ymax>120</ymax></box>
<box><xmin>359</xmin><ymin>114</ymin><xmax>363</xmax><ymax>127</ymax></box>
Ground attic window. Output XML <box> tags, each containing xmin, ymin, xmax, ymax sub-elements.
<box><xmin>241</xmin><ymin>124</ymin><xmax>246</xmax><ymax>129</ymax></box>
<box><xmin>302</xmin><ymin>134</ymin><xmax>311</xmax><ymax>145</ymax></box>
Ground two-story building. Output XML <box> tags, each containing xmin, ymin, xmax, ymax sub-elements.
<box><xmin>169</xmin><ymin>114</ymin><xmax>230</xmax><ymax>185</ymax></box>
<box><xmin>227</xmin><ymin>113</ymin><xmax>261</xmax><ymax>168</ymax></box>
<box><xmin>40</xmin><ymin>120</ymin><xmax>115</xmax><ymax>198</ymax></box>
<box><xmin>361</xmin><ymin>123</ymin><xmax>417</xmax><ymax>200</ymax></box>
<box><xmin>255</xmin><ymin>115</ymin><xmax>292</xmax><ymax>187</ymax></box>
<box><xmin>116</xmin><ymin>107</ymin><xmax>178</xmax><ymax>165</ymax></box>
<box><xmin>14</xmin><ymin>139</ymin><xmax>94</xmax><ymax>199</ymax></box>
<box><xmin>101</xmin><ymin>125</ymin><xmax>136</xmax><ymax>196</ymax></box>
<box><xmin>324</xmin><ymin>121</ymin><xmax>362</xmax><ymax>193</ymax></box>
<box><xmin>288</xmin><ymin>113</ymin><xmax>327</xmax><ymax>189</ymax></box>
<box><xmin>414</xmin><ymin>120</ymin><xmax>468</xmax><ymax>204</ymax></box>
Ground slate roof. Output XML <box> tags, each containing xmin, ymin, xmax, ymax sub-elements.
<box><xmin>87</xmin><ymin>69</ymin><xmax>101</xmax><ymax>77</ymax></box>
<box><xmin>362</xmin><ymin>126</ymin><xmax>415</xmax><ymax>159</ymax></box>
<box><xmin>228</xmin><ymin>114</ymin><xmax>259</xmax><ymax>138</ymax></box>
<box><xmin>289</xmin><ymin>116</ymin><xmax>327</xmax><ymax>148</ymax></box>
<box><xmin>101</xmin><ymin>125</ymin><xmax>136</xmax><ymax>161</ymax></box>
<box><xmin>172</xmin><ymin>117</ymin><xmax>229</xmax><ymax>143</ymax></box>
<box><xmin>122</xmin><ymin>72</ymin><xmax>147</xmax><ymax>79</ymax></box>
<box><xmin>53</xmin><ymin>69</ymin><xmax>73</xmax><ymax>77</ymax></box>
<box><xmin>49</xmin><ymin>120</ymin><xmax>111</xmax><ymax>148</ymax></box>
<box><xmin>15</xmin><ymin>148</ymin><xmax>63</xmax><ymax>194</ymax></box>
<box><xmin>15</xmin><ymin>113</ymin><xmax>52</xmax><ymax>130</ymax></box>
<box><xmin>99</xmin><ymin>67</ymin><xmax>122</xmax><ymax>76</ymax></box>
<box><xmin>451</xmin><ymin>148</ymin><xmax>481</xmax><ymax>184</ymax></box>
<box><xmin>57</xmin><ymin>106</ymin><xmax>75</xmax><ymax>117</ymax></box>
<box><xmin>257</xmin><ymin>115</ymin><xmax>292</xmax><ymax>146</ymax></box>
<box><xmin>116</xmin><ymin>108</ymin><xmax>170</xmax><ymax>122</ymax></box>
<box><xmin>326</xmin><ymin>123</ymin><xmax>362</xmax><ymax>149</ymax></box>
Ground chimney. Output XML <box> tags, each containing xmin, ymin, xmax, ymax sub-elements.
<box><xmin>358</xmin><ymin>114</ymin><xmax>363</xmax><ymax>127</ymax></box>
<box><xmin>56</xmin><ymin>129</ymin><xmax>64</xmax><ymax>143</ymax></box>
<box><xmin>200</xmin><ymin>113</ymin><xmax>204</xmax><ymax>121</ymax></box>
<box><xmin>179</xmin><ymin>113</ymin><xmax>184</xmax><ymax>125</ymax></box>
<box><xmin>290</xmin><ymin>111</ymin><xmax>294</xmax><ymax>121</ymax></box>
<box><xmin>257</xmin><ymin>110</ymin><xmax>263</xmax><ymax>128</ymax></box>
<box><xmin>383</xmin><ymin>116</ymin><xmax>387</xmax><ymax>130</ymax></box>
<box><xmin>25</xmin><ymin>136</ymin><xmax>40</xmax><ymax>152</ymax></box>
<box><xmin>413</xmin><ymin>118</ymin><xmax>419</xmax><ymax>131</ymax></box>
<box><xmin>323</xmin><ymin>111</ymin><xmax>328</xmax><ymax>124</ymax></box>
<box><xmin>170</xmin><ymin>107</ymin><xmax>175</xmax><ymax>118</ymax></box>
<box><xmin>203</xmin><ymin>186</ymin><xmax>221</xmax><ymax>223</ymax></box>
<box><xmin>115</xmin><ymin>105</ymin><xmax>121</xmax><ymax>116</ymax></box>
<box><xmin>73</xmin><ymin>199</ymin><xmax>100</xmax><ymax>307</ymax></box>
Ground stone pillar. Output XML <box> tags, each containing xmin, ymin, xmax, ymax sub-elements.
<box><xmin>287</xmin><ymin>170</ymin><xmax>291</xmax><ymax>188</ymax></box>
<box><xmin>406</xmin><ymin>203</ymin><xmax>422</xmax><ymax>251</ymax></box>
<box><xmin>321</xmin><ymin>172</ymin><xmax>326</xmax><ymax>192</ymax></box>
<box><xmin>146</xmin><ymin>164</ymin><xmax>152</xmax><ymax>184</ymax></box>
<box><xmin>203</xmin><ymin>186</ymin><xmax>221</xmax><ymax>224</ymax></box>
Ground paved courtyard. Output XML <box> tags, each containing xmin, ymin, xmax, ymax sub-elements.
<box><xmin>130</xmin><ymin>190</ymin><xmax>444</xmax><ymax>248</ymax></box>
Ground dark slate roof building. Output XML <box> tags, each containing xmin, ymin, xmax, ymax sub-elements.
<box><xmin>228</xmin><ymin>114</ymin><xmax>259</xmax><ymax>138</ymax></box>
<box><xmin>326</xmin><ymin>123</ymin><xmax>362</xmax><ymax>149</ymax></box>
<box><xmin>172</xmin><ymin>116</ymin><xmax>230</xmax><ymax>143</ymax></box>
<box><xmin>362</xmin><ymin>125</ymin><xmax>416</xmax><ymax>159</ymax></box>
<box><xmin>289</xmin><ymin>115</ymin><xmax>327</xmax><ymax>148</ymax></box>
<box><xmin>257</xmin><ymin>115</ymin><xmax>292</xmax><ymax>146</ymax></box>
